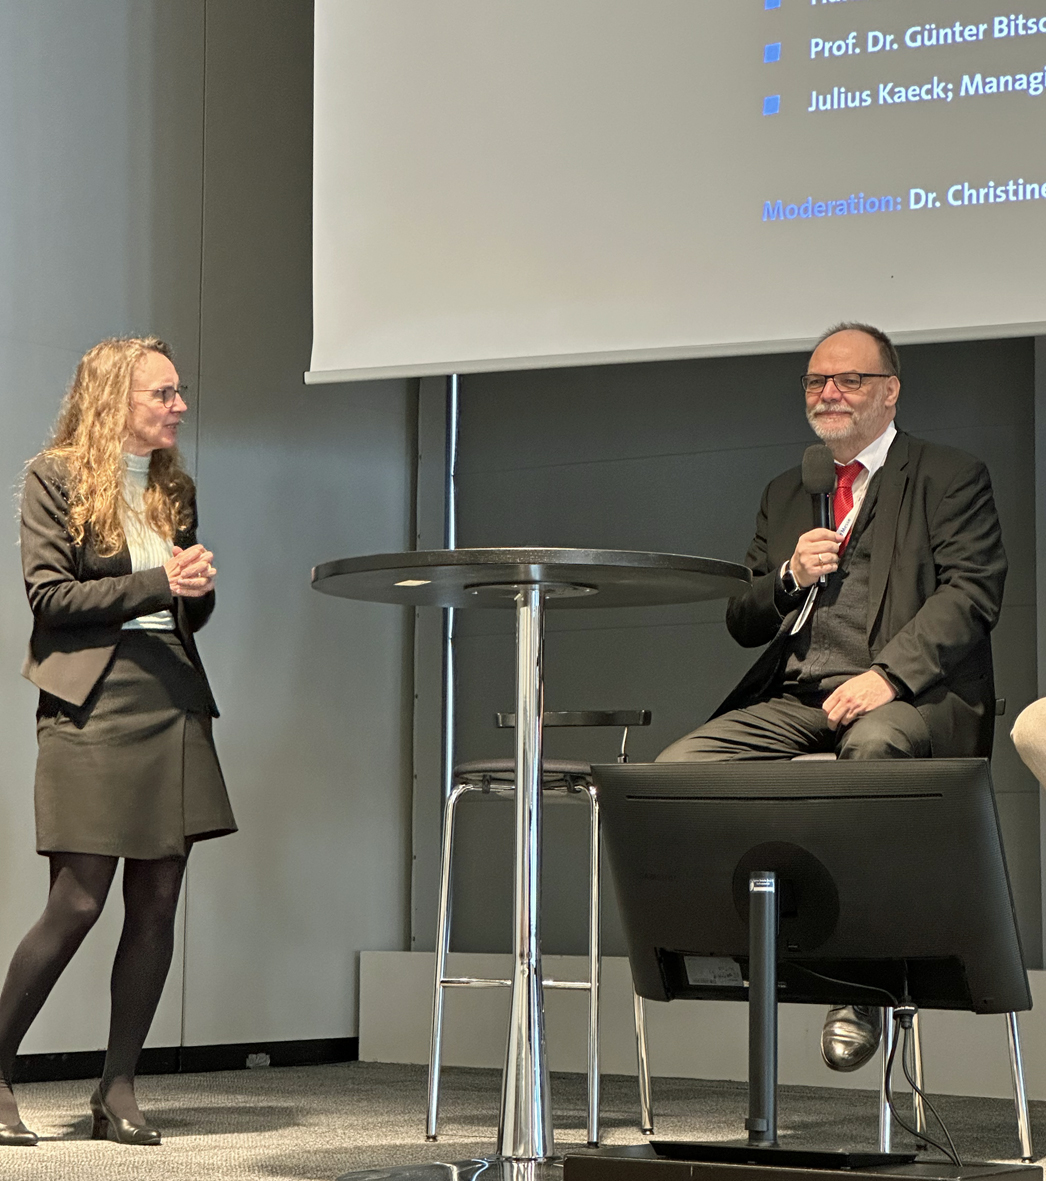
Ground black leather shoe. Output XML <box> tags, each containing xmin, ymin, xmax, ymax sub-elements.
<box><xmin>0</xmin><ymin>1121</ymin><xmax>38</xmax><ymax>1146</ymax></box>
<box><xmin>820</xmin><ymin>1004</ymin><xmax>883</xmax><ymax>1071</ymax></box>
<box><xmin>89</xmin><ymin>1089</ymin><xmax>161</xmax><ymax>1146</ymax></box>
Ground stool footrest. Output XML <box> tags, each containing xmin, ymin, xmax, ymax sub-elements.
<box><xmin>440</xmin><ymin>977</ymin><xmax>511</xmax><ymax>988</ymax></box>
<box><xmin>438</xmin><ymin>976</ymin><xmax>593</xmax><ymax>991</ymax></box>
<box><xmin>496</xmin><ymin>709</ymin><xmax>652</xmax><ymax>729</ymax></box>
<box><xmin>454</xmin><ymin>757</ymin><xmax>592</xmax><ymax>780</ymax></box>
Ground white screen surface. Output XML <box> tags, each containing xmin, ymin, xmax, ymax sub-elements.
<box><xmin>310</xmin><ymin>0</ymin><xmax>1046</xmax><ymax>382</ymax></box>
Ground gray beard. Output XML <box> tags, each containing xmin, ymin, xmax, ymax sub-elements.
<box><xmin>807</xmin><ymin>388</ymin><xmax>888</xmax><ymax>445</ymax></box>
<box><xmin>807</xmin><ymin>407</ymin><xmax>858</xmax><ymax>442</ymax></box>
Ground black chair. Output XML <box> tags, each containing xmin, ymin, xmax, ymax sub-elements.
<box><xmin>790</xmin><ymin>743</ymin><xmax>1033</xmax><ymax>1160</ymax></box>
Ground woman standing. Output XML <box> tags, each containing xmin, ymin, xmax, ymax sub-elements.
<box><xmin>0</xmin><ymin>337</ymin><xmax>236</xmax><ymax>1147</ymax></box>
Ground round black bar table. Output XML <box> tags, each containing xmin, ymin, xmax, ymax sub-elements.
<box><xmin>312</xmin><ymin>548</ymin><xmax>750</xmax><ymax>1170</ymax></box>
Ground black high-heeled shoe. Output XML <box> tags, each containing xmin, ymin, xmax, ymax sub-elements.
<box><xmin>0</xmin><ymin>1121</ymin><xmax>38</xmax><ymax>1146</ymax></box>
<box><xmin>89</xmin><ymin>1088</ymin><xmax>161</xmax><ymax>1146</ymax></box>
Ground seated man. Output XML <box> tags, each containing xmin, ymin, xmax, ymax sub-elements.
<box><xmin>658</xmin><ymin>322</ymin><xmax>1007</xmax><ymax>1069</ymax></box>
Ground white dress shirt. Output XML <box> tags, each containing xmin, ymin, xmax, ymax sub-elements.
<box><xmin>842</xmin><ymin>419</ymin><xmax>897</xmax><ymax>526</ymax></box>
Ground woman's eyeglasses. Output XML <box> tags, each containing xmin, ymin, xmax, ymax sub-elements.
<box><xmin>131</xmin><ymin>384</ymin><xmax>189</xmax><ymax>408</ymax></box>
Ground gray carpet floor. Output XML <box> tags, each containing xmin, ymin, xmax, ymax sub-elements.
<box><xmin>0</xmin><ymin>1061</ymin><xmax>1042</xmax><ymax>1180</ymax></box>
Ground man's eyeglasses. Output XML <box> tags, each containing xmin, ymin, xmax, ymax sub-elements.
<box><xmin>801</xmin><ymin>371</ymin><xmax>891</xmax><ymax>394</ymax></box>
<box><xmin>131</xmin><ymin>384</ymin><xmax>189</xmax><ymax>408</ymax></box>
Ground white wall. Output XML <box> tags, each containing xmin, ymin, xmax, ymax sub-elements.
<box><xmin>0</xmin><ymin>0</ymin><xmax>414</xmax><ymax>1054</ymax></box>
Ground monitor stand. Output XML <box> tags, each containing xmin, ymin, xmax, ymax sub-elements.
<box><xmin>642</xmin><ymin>870</ymin><xmax>914</xmax><ymax>1169</ymax></box>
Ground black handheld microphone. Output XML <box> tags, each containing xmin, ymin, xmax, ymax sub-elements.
<box><xmin>801</xmin><ymin>444</ymin><xmax>837</xmax><ymax>587</ymax></box>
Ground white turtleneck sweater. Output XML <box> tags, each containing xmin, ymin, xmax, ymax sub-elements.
<box><xmin>120</xmin><ymin>452</ymin><xmax>175</xmax><ymax>631</ymax></box>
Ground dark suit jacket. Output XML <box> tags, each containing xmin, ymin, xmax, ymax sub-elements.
<box><xmin>714</xmin><ymin>430</ymin><xmax>1006</xmax><ymax>757</ymax></box>
<box><xmin>20</xmin><ymin>454</ymin><xmax>218</xmax><ymax>715</ymax></box>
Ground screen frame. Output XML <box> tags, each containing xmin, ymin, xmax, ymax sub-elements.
<box><xmin>594</xmin><ymin>758</ymin><xmax>1031</xmax><ymax>1014</ymax></box>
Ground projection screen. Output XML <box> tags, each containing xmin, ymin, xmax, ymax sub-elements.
<box><xmin>309</xmin><ymin>0</ymin><xmax>1046</xmax><ymax>383</ymax></box>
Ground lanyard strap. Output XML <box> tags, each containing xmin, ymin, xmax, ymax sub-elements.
<box><xmin>790</xmin><ymin>476</ymin><xmax>870</xmax><ymax>636</ymax></box>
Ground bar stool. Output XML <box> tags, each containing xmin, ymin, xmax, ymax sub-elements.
<box><xmin>427</xmin><ymin>709</ymin><xmax>655</xmax><ymax>1146</ymax></box>
<box><xmin>790</xmin><ymin>751</ymin><xmax>1034</xmax><ymax>1159</ymax></box>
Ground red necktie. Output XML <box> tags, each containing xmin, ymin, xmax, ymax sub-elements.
<box><xmin>833</xmin><ymin>461</ymin><xmax>864</xmax><ymax>552</ymax></box>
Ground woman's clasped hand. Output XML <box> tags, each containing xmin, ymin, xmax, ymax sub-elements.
<box><xmin>165</xmin><ymin>544</ymin><xmax>216</xmax><ymax>598</ymax></box>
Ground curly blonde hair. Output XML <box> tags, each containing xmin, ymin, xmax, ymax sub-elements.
<box><xmin>44</xmin><ymin>336</ymin><xmax>194</xmax><ymax>556</ymax></box>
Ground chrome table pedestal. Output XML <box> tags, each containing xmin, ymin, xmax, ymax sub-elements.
<box><xmin>335</xmin><ymin>1160</ymin><xmax>567</xmax><ymax>1181</ymax></box>
<box><xmin>311</xmin><ymin>548</ymin><xmax>750</xmax><ymax>1181</ymax></box>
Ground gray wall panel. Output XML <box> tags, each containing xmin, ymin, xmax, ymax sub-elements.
<box><xmin>183</xmin><ymin>0</ymin><xmax>414</xmax><ymax>1044</ymax></box>
<box><xmin>454</xmin><ymin>353</ymin><xmax>811</xmax><ymax>475</ymax></box>
<box><xmin>996</xmin><ymin>792</ymin><xmax>1043</xmax><ymax>966</ymax></box>
<box><xmin>992</xmin><ymin>604</ymin><xmax>1040</xmax><ymax>793</ymax></box>
<box><xmin>456</xmin><ymin>444</ymin><xmax>807</xmax><ymax>556</ymax></box>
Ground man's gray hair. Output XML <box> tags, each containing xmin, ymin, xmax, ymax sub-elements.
<box><xmin>815</xmin><ymin>322</ymin><xmax>900</xmax><ymax>378</ymax></box>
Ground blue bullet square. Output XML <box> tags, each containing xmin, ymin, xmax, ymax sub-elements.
<box><xmin>763</xmin><ymin>94</ymin><xmax>781</xmax><ymax>116</ymax></box>
<box><xmin>764</xmin><ymin>42</ymin><xmax>781</xmax><ymax>62</ymax></box>
<box><xmin>765</xmin><ymin>0</ymin><xmax>781</xmax><ymax>9</ymax></box>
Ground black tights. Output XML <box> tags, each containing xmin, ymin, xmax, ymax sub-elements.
<box><xmin>0</xmin><ymin>851</ymin><xmax>187</xmax><ymax>1127</ymax></box>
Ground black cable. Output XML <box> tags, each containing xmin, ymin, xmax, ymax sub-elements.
<box><xmin>899</xmin><ymin>1023</ymin><xmax>963</xmax><ymax>1166</ymax></box>
<box><xmin>884</xmin><ymin>1017</ymin><xmax>962</xmax><ymax>1166</ymax></box>
<box><xmin>786</xmin><ymin>963</ymin><xmax>899</xmax><ymax>1007</ymax></box>
<box><xmin>781</xmin><ymin>965</ymin><xmax>961</xmax><ymax>1165</ymax></box>
<box><xmin>884</xmin><ymin>1023</ymin><xmax>957</xmax><ymax>1164</ymax></box>
<box><xmin>902</xmin><ymin>1028</ymin><xmax>929</xmax><ymax>1150</ymax></box>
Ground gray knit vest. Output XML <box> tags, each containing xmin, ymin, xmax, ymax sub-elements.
<box><xmin>781</xmin><ymin>472</ymin><xmax>882</xmax><ymax>697</ymax></box>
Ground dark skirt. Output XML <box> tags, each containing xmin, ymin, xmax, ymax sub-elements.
<box><xmin>35</xmin><ymin>630</ymin><xmax>237</xmax><ymax>860</ymax></box>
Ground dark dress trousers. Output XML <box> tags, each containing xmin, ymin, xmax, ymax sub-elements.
<box><xmin>712</xmin><ymin>430</ymin><xmax>1007</xmax><ymax>758</ymax></box>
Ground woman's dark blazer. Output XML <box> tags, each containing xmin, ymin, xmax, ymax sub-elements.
<box><xmin>20</xmin><ymin>454</ymin><xmax>218</xmax><ymax>715</ymax></box>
